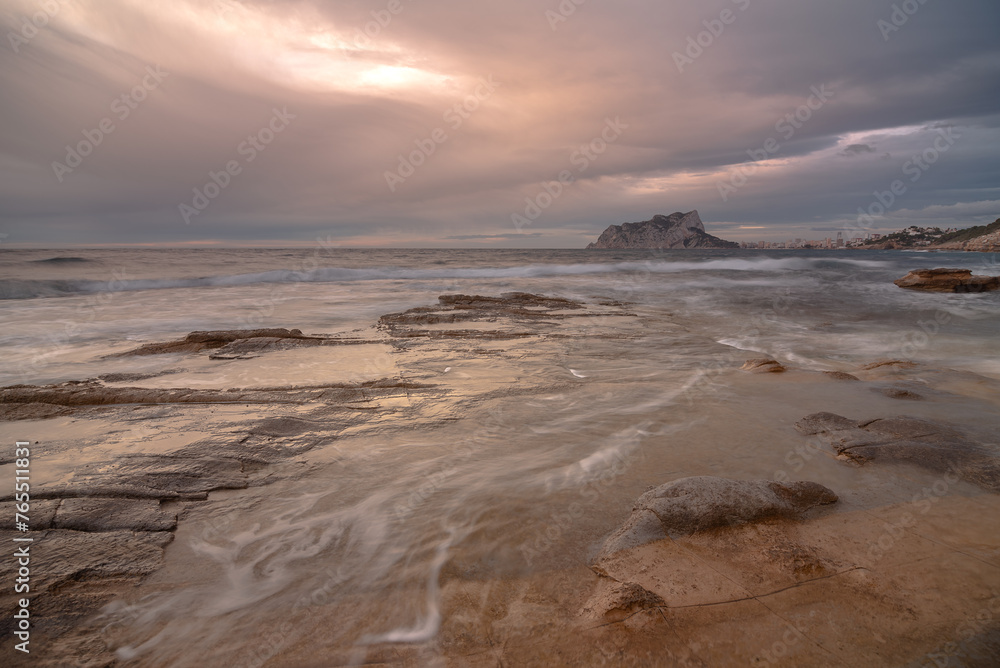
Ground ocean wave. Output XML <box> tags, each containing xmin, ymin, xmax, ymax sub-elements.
<box><xmin>0</xmin><ymin>256</ymin><xmax>891</xmax><ymax>300</ymax></box>
<box><xmin>31</xmin><ymin>256</ymin><xmax>94</xmax><ymax>264</ymax></box>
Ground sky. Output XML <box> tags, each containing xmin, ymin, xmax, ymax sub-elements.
<box><xmin>0</xmin><ymin>0</ymin><xmax>998</xmax><ymax>248</ymax></box>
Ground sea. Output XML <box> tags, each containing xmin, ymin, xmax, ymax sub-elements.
<box><xmin>1</xmin><ymin>247</ymin><xmax>999</xmax><ymax>665</ymax></box>
<box><xmin>2</xmin><ymin>248</ymin><xmax>998</xmax><ymax>384</ymax></box>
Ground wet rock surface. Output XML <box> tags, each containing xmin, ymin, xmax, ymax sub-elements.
<box><xmin>0</xmin><ymin>528</ymin><xmax>174</xmax><ymax>662</ymax></box>
<box><xmin>597</xmin><ymin>476</ymin><xmax>838</xmax><ymax>559</ymax></box>
<box><xmin>823</xmin><ymin>370</ymin><xmax>860</xmax><ymax>381</ymax></box>
<box><xmin>875</xmin><ymin>386</ymin><xmax>925</xmax><ymax>400</ymax></box>
<box><xmin>580</xmin><ymin>577</ymin><xmax>666</xmax><ymax>622</ymax></box>
<box><xmin>894</xmin><ymin>268</ymin><xmax>1000</xmax><ymax>293</ymax></box>
<box><xmin>5</xmin><ymin>292</ymin><xmax>997</xmax><ymax>666</ymax></box>
<box><xmin>796</xmin><ymin>412</ymin><xmax>1000</xmax><ymax>491</ymax></box>
<box><xmin>378</xmin><ymin>291</ymin><xmax>598</xmax><ymax>339</ymax></box>
<box><xmin>0</xmin><ymin>293</ymin><xmax>644</xmax><ymax>665</ymax></box>
<box><xmin>53</xmin><ymin>498</ymin><xmax>178</xmax><ymax>532</ymax></box>
<box><xmin>45</xmin><ymin>455</ymin><xmax>250</xmax><ymax>500</ymax></box>
<box><xmin>115</xmin><ymin>328</ymin><xmax>378</xmax><ymax>358</ymax></box>
<box><xmin>0</xmin><ymin>378</ymin><xmax>435</xmax><ymax>420</ymax></box>
<box><xmin>740</xmin><ymin>358</ymin><xmax>786</xmax><ymax>373</ymax></box>
<box><xmin>117</xmin><ymin>328</ymin><xmax>312</xmax><ymax>355</ymax></box>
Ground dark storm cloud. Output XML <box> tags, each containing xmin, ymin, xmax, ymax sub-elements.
<box><xmin>0</xmin><ymin>0</ymin><xmax>998</xmax><ymax>246</ymax></box>
<box><xmin>841</xmin><ymin>144</ymin><xmax>876</xmax><ymax>156</ymax></box>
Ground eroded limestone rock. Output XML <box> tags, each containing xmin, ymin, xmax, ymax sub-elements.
<box><xmin>893</xmin><ymin>268</ymin><xmax>1000</xmax><ymax>293</ymax></box>
<box><xmin>740</xmin><ymin>359</ymin><xmax>786</xmax><ymax>373</ymax></box>
<box><xmin>796</xmin><ymin>412</ymin><xmax>1000</xmax><ymax>491</ymax></box>
<box><xmin>597</xmin><ymin>477</ymin><xmax>837</xmax><ymax>559</ymax></box>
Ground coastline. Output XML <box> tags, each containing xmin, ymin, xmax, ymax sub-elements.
<box><xmin>1</xmin><ymin>249</ymin><xmax>998</xmax><ymax>666</ymax></box>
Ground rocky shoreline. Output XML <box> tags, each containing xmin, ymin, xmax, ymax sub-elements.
<box><xmin>2</xmin><ymin>293</ymin><xmax>999</xmax><ymax>666</ymax></box>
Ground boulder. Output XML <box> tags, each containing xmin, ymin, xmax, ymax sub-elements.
<box><xmin>796</xmin><ymin>412</ymin><xmax>1000</xmax><ymax>491</ymax></box>
<box><xmin>893</xmin><ymin>268</ymin><xmax>1000</xmax><ymax>293</ymax></box>
<box><xmin>741</xmin><ymin>358</ymin><xmax>786</xmax><ymax>373</ymax></box>
<box><xmin>875</xmin><ymin>387</ymin><xmax>924</xmax><ymax>400</ymax></box>
<box><xmin>597</xmin><ymin>477</ymin><xmax>837</xmax><ymax>559</ymax></box>
<box><xmin>823</xmin><ymin>371</ymin><xmax>860</xmax><ymax>381</ymax></box>
<box><xmin>580</xmin><ymin>578</ymin><xmax>665</xmax><ymax>622</ymax></box>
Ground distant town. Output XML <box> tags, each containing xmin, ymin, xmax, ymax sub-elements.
<box><xmin>739</xmin><ymin>230</ymin><xmax>897</xmax><ymax>249</ymax></box>
<box><xmin>740</xmin><ymin>221</ymin><xmax>999</xmax><ymax>250</ymax></box>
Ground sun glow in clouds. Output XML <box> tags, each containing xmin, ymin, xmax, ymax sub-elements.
<box><xmin>56</xmin><ymin>0</ymin><xmax>456</xmax><ymax>95</ymax></box>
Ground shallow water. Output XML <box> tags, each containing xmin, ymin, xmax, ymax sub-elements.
<box><xmin>1</xmin><ymin>248</ymin><xmax>998</xmax><ymax>665</ymax></box>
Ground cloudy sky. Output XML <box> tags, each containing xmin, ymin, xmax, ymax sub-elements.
<box><xmin>1</xmin><ymin>0</ymin><xmax>998</xmax><ymax>247</ymax></box>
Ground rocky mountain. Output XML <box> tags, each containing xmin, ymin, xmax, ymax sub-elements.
<box><xmin>586</xmin><ymin>211</ymin><xmax>738</xmax><ymax>249</ymax></box>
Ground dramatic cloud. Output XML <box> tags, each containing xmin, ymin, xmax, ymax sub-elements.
<box><xmin>0</xmin><ymin>0</ymin><xmax>998</xmax><ymax>246</ymax></box>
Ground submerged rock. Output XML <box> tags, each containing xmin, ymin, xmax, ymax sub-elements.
<box><xmin>875</xmin><ymin>386</ymin><xmax>924</xmax><ymax>400</ymax></box>
<box><xmin>741</xmin><ymin>358</ymin><xmax>786</xmax><ymax>373</ymax></box>
<box><xmin>893</xmin><ymin>268</ymin><xmax>1000</xmax><ymax>293</ymax></box>
<box><xmin>823</xmin><ymin>371</ymin><xmax>861</xmax><ymax>381</ymax></box>
<box><xmin>597</xmin><ymin>476</ymin><xmax>837</xmax><ymax>559</ymax></box>
<box><xmin>860</xmin><ymin>360</ymin><xmax>918</xmax><ymax>371</ymax></box>
<box><xmin>580</xmin><ymin>577</ymin><xmax>665</xmax><ymax>622</ymax></box>
<box><xmin>796</xmin><ymin>412</ymin><xmax>1000</xmax><ymax>491</ymax></box>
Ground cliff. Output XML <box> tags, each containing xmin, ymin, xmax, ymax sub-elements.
<box><xmin>586</xmin><ymin>211</ymin><xmax>738</xmax><ymax>249</ymax></box>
